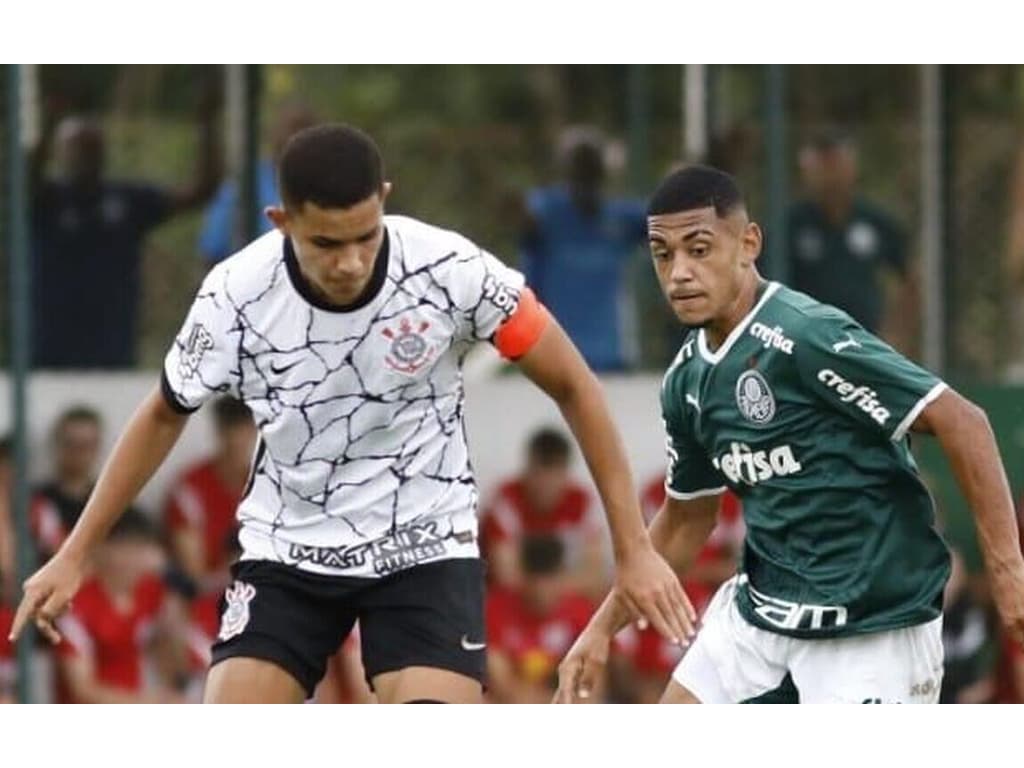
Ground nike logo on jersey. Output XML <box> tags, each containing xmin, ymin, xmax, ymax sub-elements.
<box><xmin>831</xmin><ymin>334</ymin><xmax>862</xmax><ymax>353</ymax></box>
<box><xmin>461</xmin><ymin>635</ymin><xmax>486</xmax><ymax>651</ymax></box>
<box><xmin>269</xmin><ymin>359</ymin><xmax>303</xmax><ymax>375</ymax></box>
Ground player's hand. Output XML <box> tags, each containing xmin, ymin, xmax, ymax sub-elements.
<box><xmin>8</xmin><ymin>550</ymin><xmax>86</xmax><ymax>645</ymax></box>
<box><xmin>991</xmin><ymin>567</ymin><xmax>1024</xmax><ymax>646</ymax></box>
<box><xmin>614</xmin><ymin>543</ymin><xmax>696</xmax><ymax>646</ymax></box>
<box><xmin>553</xmin><ymin>624</ymin><xmax>612</xmax><ymax>703</ymax></box>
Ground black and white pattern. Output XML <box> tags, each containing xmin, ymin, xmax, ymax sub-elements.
<box><xmin>164</xmin><ymin>216</ymin><xmax>525</xmax><ymax>577</ymax></box>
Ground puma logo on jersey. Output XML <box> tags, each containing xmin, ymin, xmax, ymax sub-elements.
<box><xmin>712</xmin><ymin>442</ymin><xmax>802</xmax><ymax>485</ymax></box>
<box><xmin>831</xmin><ymin>334</ymin><xmax>862</xmax><ymax>353</ymax></box>
<box><xmin>817</xmin><ymin>369</ymin><xmax>891</xmax><ymax>426</ymax></box>
<box><xmin>749</xmin><ymin>322</ymin><xmax>794</xmax><ymax>354</ymax></box>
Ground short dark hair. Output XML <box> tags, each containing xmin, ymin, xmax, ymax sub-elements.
<box><xmin>526</xmin><ymin>427</ymin><xmax>572</xmax><ymax>467</ymax></box>
<box><xmin>54</xmin><ymin>405</ymin><xmax>101</xmax><ymax>436</ymax></box>
<box><xmin>212</xmin><ymin>396</ymin><xmax>253</xmax><ymax>431</ymax></box>
<box><xmin>278</xmin><ymin>123</ymin><xmax>384</xmax><ymax>211</ymax></box>
<box><xmin>647</xmin><ymin>164</ymin><xmax>745</xmax><ymax>219</ymax></box>
<box><xmin>107</xmin><ymin>509</ymin><xmax>157</xmax><ymax>544</ymax></box>
<box><xmin>520</xmin><ymin>535</ymin><xmax>565</xmax><ymax>576</ymax></box>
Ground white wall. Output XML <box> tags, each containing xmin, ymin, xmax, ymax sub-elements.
<box><xmin>0</xmin><ymin>369</ymin><xmax>669</xmax><ymax>515</ymax></box>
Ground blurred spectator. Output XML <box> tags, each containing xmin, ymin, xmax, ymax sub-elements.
<box><xmin>198</xmin><ymin>103</ymin><xmax>318</xmax><ymax>263</ymax></box>
<box><xmin>30</xmin><ymin>406</ymin><xmax>103</xmax><ymax>559</ymax></box>
<box><xmin>486</xmin><ymin>536</ymin><xmax>596</xmax><ymax>703</ymax></box>
<box><xmin>520</xmin><ymin>125</ymin><xmax>647</xmax><ymax>371</ymax></box>
<box><xmin>55</xmin><ymin>511</ymin><xmax>183</xmax><ymax>703</ymax></box>
<box><xmin>785</xmin><ymin>128</ymin><xmax>910</xmax><ymax>339</ymax></box>
<box><xmin>939</xmin><ymin>549</ymin><xmax>996</xmax><ymax>703</ymax></box>
<box><xmin>480</xmin><ymin>427</ymin><xmax>607</xmax><ymax>599</ymax></box>
<box><xmin>163</xmin><ymin>396</ymin><xmax>256</xmax><ymax>589</ymax></box>
<box><xmin>0</xmin><ymin>435</ymin><xmax>13</xmax><ymax>601</ymax></box>
<box><xmin>30</xmin><ymin>80</ymin><xmax>221</xmax><ymax>368</ymax></box>
<box><xmin>0</xmin><ymin>599</ymin><xmax>13</xmax><ymax>703</ymax></box>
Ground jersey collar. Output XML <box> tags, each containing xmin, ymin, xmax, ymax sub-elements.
<box><xmin>697</xmin><ymin>281</ymin><xmax>780</xmax><ymax>365</ymax></box>
<box><xmin>283</xmin><ymin>226</ymin><xmax>390</xmax><ymax>313</ymax></box>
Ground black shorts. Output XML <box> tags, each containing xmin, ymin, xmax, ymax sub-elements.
<box><xmin>209</xmin><ymin>557</ymin><xmax>486</xmax><ymax>698</ymax></box>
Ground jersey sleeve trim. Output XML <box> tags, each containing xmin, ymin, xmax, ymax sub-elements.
<box><xmin>161</xmin><ymin>368</ymin><xmax>201</xmax><ymax>415</ymax></box>
<box><xmin>665</xmin><ymin>484</ymin><xmax>727</xmax><ymax>501</ymax></box>
<box><xmin>891</xmin><ymin>381</ymin><xmax>947</xmax><ymax>442</ymax></box>
<box><xmin>493</xmin><ymin>287</ymin><xmax>551</xmax><ymax>360</ymax></box>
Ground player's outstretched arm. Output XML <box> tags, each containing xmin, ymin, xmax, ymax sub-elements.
<box><xmin>8</xmin><ymin>386</ymin><xmax>190</xmax><ymax>644</ymax></box>
<box><xmin>553</xmin><ymin>495</ymin><xmax>717</xmax><ymax>703</ymax></box>
<box><xmin>515</xmin><ymin>320</ymin><xmax>697</xmax><ymax>646</ymax></box>
<box><xmin>913</xmin><ymin>388</ymin><xmax>1024</xmax><ymax>645</ymax></box>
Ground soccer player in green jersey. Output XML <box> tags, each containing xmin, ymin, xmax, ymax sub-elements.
<box><xmin>555</xmin><ymin>165</ymin><xmax>1024</xmax><ymax>704</ymax></box>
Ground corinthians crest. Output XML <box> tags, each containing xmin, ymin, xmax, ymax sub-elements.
<box><xmin>382</xmin><ymin>317</ymin><xmax>436</xmax><ymax>375</ymax></box>
<box><xmin>736</xmin><ymin>369</ymin><xmax>776</xmax><ymax>425</ymax></box>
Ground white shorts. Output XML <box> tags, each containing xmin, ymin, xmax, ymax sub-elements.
<box><xmin>673</xmin><ymin>576</ymin><xmax>944</xmax><ymax>703</ymax></box>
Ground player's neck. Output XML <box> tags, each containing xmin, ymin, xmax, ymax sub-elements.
<box><xmin>705</xmin><ymin>274</ymin><xmax>764</xmax><ymax>351</ymax></box>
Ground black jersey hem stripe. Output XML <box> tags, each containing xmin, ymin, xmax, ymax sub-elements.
<box><xmin>283</xmin><ymin>226</ymin><xmax>390</xmax><ymax>313</ymax></box>
<box><xmin>160</xmin><ymin>368</ymin><xmax>201</xmax><ymax>415</ymax></box>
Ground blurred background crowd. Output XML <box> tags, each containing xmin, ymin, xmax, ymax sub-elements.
<box><xmin>1</xmin><ymin>64</ymin><xmax>1024</xmax><ymax>703</ymax></box>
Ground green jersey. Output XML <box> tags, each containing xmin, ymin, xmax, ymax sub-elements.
<box><xmin>662</xmin><ymin>281</ymin><xmax>951</xmax><ymax>639</ymax></box>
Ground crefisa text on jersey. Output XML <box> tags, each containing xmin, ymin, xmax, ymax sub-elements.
<box><xmin>816</xmin><ymin>368</ymin><xmax>892</xmax><ymax>426</ymax></box>
<box><xmin>748</xmin><ymin>322</ymin><xmax>794</xmax><ymax>354</ymax></box>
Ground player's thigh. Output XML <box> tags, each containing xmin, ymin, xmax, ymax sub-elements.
<box><xmin>204</xmin><ymin>657</ymin><xmax>306</xmax><ymax>704</ymax></box>
<box><xmin>209</xmin><ymin>561</ymin><xmax>358</xmax><ymax>702</ymax></box>
<box><xmin>358</xmin><ymin>558</ymin><xmax>486</xmax><ymax>703</ymax></box>
<box><xmin>372</xmin><ymin>666</ymin><xmax>483</xmax><ymax>704</ymax></box>
<box><xmin>791</xmin><ymin>616</ymin><xmax>944</xmax><ymax>704</ymax></box>
<box><xmin>672</xmin><ymin>576</ymin><xmax>791</xmax><ymax>704</ymax></box>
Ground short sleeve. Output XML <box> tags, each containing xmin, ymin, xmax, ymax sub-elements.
<box><xmin>162</xmin><ymin>269</ymin><xmax>238</xmax><ymax>413</ymax></box>
<box><xmin>450</xmin><ymin>244</ymin><xmax>543</xmax><ymax>355</ymax></box>
<box><xmin>794</xmin><ymin>310</ymin><xmax>946</xmax><ymax>442</ymax></box>
<box><xmin>661</xmin><ymin>376</ymin><xmax>726</xmax><ymax>500</ymax></box>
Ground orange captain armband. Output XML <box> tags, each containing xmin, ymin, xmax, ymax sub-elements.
<box><xmin>493</xmin><ymin>287</ymin><xmax>551</xmax><ymax>360</ymax></box>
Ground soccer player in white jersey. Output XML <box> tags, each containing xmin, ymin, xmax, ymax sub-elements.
<box><xmin>10</xmin><ymin>125</ymin><xmax>695</xmax><ymax>704</ymax></box>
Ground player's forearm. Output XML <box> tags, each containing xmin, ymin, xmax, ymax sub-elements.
<box><xmin>61</xmin><ymin>387</ymin><xmax>188</xmax><ymax>562</ymax></box>
<box><xmin>555</xmin><ymin>375</ymin><xmax>649</xmax><ymax>559</ymax></box>
<box><xmin>932</xmin><ymin>399</ymin><xmax>1024</xmax><ymax>579</ymax></box>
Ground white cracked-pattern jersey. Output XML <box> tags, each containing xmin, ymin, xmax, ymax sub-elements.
<box><xmin>162</xmin><ymin>215</ymin><xmax>527</xmax><ymax>577</ymax></box>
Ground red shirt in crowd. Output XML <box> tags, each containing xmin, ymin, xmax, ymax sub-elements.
<box><xmin>486</xmin><ymin>587</ymin><xmax>594</xmax><ymax>685</ymax></box>
<box><xmin>480</xmin><ymin>478</ymin><xmax>598</xmax><ymax>562</ymax></box>
<box><xmin>56</xmin><ymin>575</ymin><xmax>165</xmax><ymax>702</ymax></box>
<box><xmin>0</xmin><ymin>603</ymin><xmax>14</xmax><ymax>698</ymax></box>
<box><xmin>164</xmin><ymin>460</ymin><xmax>241</xmax><ymax>573</ymax></box>
<box><xmin>30</xmin><ymin>483</ymin><xmax>89</xmax><ymax>557</ymax></box>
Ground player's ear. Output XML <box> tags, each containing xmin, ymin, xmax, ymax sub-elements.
<box><xmin>265</xmin><ymin>205</ymin><xmax>289</xmax><ymax>234</ymax></box>
<box><xmin>742</xmin><ymin>222</ymin><xmax>763</xmax><ymax>266</ymax></box>
<box><xmin>380</xmin><ymin>181</ymin><xmax>393</xmax><ymax>204</ymax></box>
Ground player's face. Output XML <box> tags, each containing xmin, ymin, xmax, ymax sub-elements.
<box><xmin>648</xmin><ymin>206</ymin><xmax>762</xmax><ymax>328</ymax></box>
<box><xmin>271</xmin><ymin>183</ymin><xmax>392</xmax><ymax>306</ymax></box>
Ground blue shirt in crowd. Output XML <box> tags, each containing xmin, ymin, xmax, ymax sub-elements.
<box><xmin>521</xmin><ymin>187</ymin><xmax>647</xmax><ymax>372</ymax></box>
<box><xmin>198</xmin><ymin>159</ymin><xmax>278</xmax><ymax>264</ymax></box>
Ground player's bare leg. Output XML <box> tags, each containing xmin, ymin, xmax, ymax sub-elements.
<box><xmin>203</xmin><ymin>657</ymin><xmax>306</xmax><ymax>703</ymax></box>
<box><xmin>371</xmin><ymin>666</ymin><xmax>483</xmax><ymax>703</ymax></box>
<box><xmin>659</xmin><ymin>678</ymin><xmax>702</xmax><ymax>704</ymax></box>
